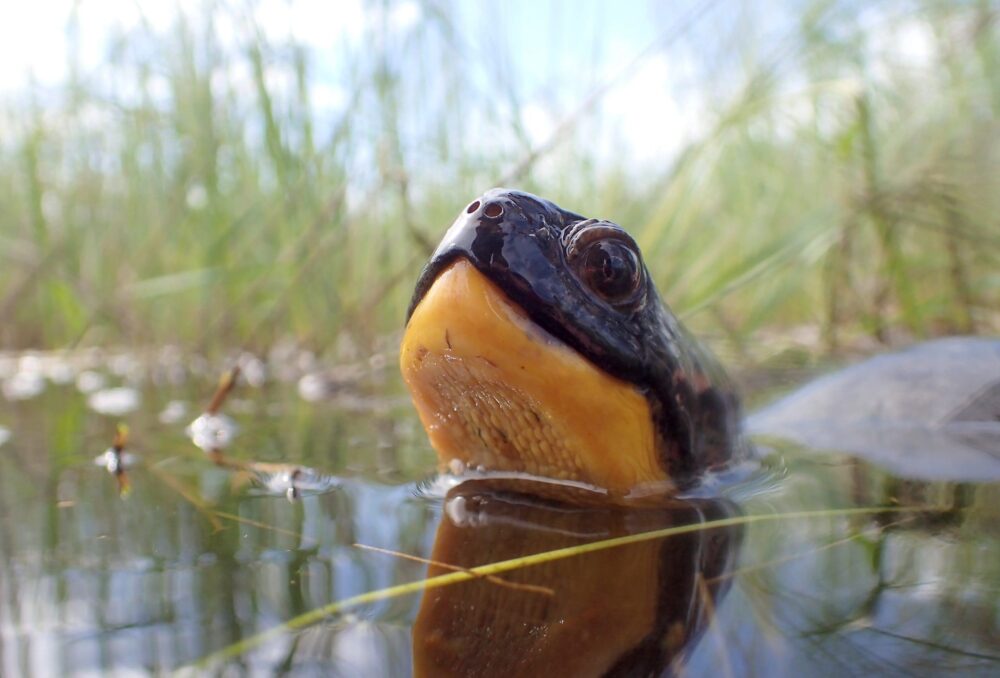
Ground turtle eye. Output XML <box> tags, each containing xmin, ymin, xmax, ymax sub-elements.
<box><xmin>565</xmin><ymin>221</ymin><xmax>646</xmax><ymax>307</ymax></box>
<box><xmin>577</xmin><ymin>240</ymin><xmax>643</xmax><ymax>304</ymax></box>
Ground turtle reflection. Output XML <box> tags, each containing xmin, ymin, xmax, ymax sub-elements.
<box><xmin>413</xmin><ymin>481</ymin><xmax>743</xmax><ymax>677</ymax></box>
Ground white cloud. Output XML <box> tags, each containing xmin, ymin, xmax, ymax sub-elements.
<box><xmin>312</xmin><ymin>82</ymin><xmax>348</xmax><ymax>111</ymax></box>
<box><xmin>386</xmin><ymin>0</ymin><xmax>421</xmax><ymax>34</ymax></box>
<box><xmin>863</xmin><ymin>11</ymin><xmax>938</xmax><ymax>85</ymax></box>
<box><xmin>893</xmin><ymin>19</ymin><xmax>935</xmax><ymax>66</ymax></box>
<box><xmin>598</xmin><ymin>51</ymin><xmax>709</xmax><ymax>168</ymax></box>
<box><xmin>520</xmin><ymin>101</ymin><xmax>556</xmax><ymax>145</ymax></box>
<box><xmin>0</xmin><ymin>0</ymin><xmax>205</xmax><ymax>94</ymax></box>
<box><xmin>0</xmin><ymin>0</ymin><xmax>369</xmax><ymax>95</ymax></box>
<box><xmin>254</xmin><ymin>0</ymin><xmax>366</xmax><ymax>47</ymax></box>
<box><xmin>0</xmin><ymin>1</ymin><xmax>72</xmax><ymax>92</ymax></box>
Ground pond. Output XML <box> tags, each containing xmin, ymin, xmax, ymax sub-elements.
<box><xmin>0</xmin><ymin>349</ymin><xmax>997</xmax><ymax>676</ymax></box>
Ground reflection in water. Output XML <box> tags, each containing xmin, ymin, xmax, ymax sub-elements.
<box><xmin>707</xmin><ymin>460</ymin><xmax>1000</xmax><ymax>677</ymax></box>
<box><xmin>0</xmin><ymin>371</ymin><xmax>430</xmax><ymax>676</ymax></box>
<box><xmin>413</xmin><ymin>481</ymin><xmax>743</xmax><ymax>677</ymax></box>
<box><xmin>0</xmin><ymin>357</ymin><xmax>998</xmax><ymax>675</ymax></box>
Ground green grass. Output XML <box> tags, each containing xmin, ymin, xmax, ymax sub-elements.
<box><xmin>0</xmin><ymin>0</ymin><xmax>996</xmax><ymax>365</ymax></box>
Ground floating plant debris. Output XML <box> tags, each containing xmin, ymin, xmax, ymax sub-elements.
<box><xmin>94</xmin><ymin>448</ymin><xmax>136</xmax><ymax>474</ymax></box>
<box><xmin>205</xmin><ymin>366</ymin><xmax>240</xmax><ymax>415</ymax></box>
<box><xmin>187</xmin><ymin>366</ymin><xmax>240</xmax><ymax>455</ymax></box>
<box><xmin>159</xmin><ymin>400</ymin><xmax>188</xmax><ymax>424</ymax></box>
<box><xmin>247</xmin><ymin>463</ymin><xmax>341</xmax><ymax>500</ymax></box>
<box><xmin>94</xmin><ymin>424</ymin><xmax>134</xmax><ymax>495</ymax></box>
<box><xmin>186</xmin><ymin>413</ymin><xmax>238</xmax><ymax>452</ymax></box>
<box><xmin>2</xmin><ymin>369</ymin><xmax>45</xmax><ymax>401</ymax></box>
<box><xmin>76</xmin><ymin>370</ymin><xmax>107</xmax><ymax>394</ymax></box>
<box><xmin>88</xmin><ymin>387</ymin><xmax>141</xmax><ymax>416</ymax></box>
<box><xmin>42</xmin><ymin>359</ymin><xmax>74</xmax><ymax>384</ymax></box>
<box><xmin>181</xmin><ymin>363</ymin><xmax>346</xmax><ymax>498</ymax></box>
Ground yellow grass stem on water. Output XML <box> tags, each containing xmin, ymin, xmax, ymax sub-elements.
<box><xmin>190</xmin><ymin>504</ymin><xmax>959</xmax><ymax>668</ymax></box>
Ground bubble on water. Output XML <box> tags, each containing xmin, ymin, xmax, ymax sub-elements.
<box><xmin>76</xmin><ymin>370</ymin><xmax>106</xmax><ymax>394</ymax></box>
<box><xmin>186</xmin><ymin>413</ymin><xmax>238</xmax><ymax>451</ymax></box>
<box><xmin>88</xmin><ymin>387</ymin><xmax>141</xmax><ymax>416</ymax></box>
<box><xmin>448</xmin><ymin>458</ymin><xmax>466</xmax><ymax>475</ymax></box>
<box><xmin>159</xmin><ymin>400</ymin><xmax>188</xmax><ymax>424</ymax></box>
<box><xmin>2</xmin><ymin>370</ymin><xmax>45</xmax><ymax>401</ymax></box>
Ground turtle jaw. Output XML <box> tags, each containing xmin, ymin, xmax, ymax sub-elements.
<box><xmin>399</xmin><ymin>258</ymin><xmax>671</xmax><ymax>497</ymax></box>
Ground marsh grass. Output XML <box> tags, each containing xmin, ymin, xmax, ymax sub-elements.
<box><xmin>0</xmin><ymin>0</ymin><xmax>995</xmax><ymax>364</ymax></box>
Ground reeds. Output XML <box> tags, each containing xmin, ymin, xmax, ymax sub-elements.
<box><xmin>0</xmin><ymin>0</ymin><xmax>995</xmax><ymax>362</ymax></box>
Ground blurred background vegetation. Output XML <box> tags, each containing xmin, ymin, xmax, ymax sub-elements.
<box><xmin>0</xmin><ymin>0</ymin><xmax>996</xmax><ymax>368</ymax></box>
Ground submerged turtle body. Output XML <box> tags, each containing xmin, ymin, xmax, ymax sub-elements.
<box><xmin>749</xmin><ymin>337</ymin><xmax>1000</xmax><ymax>482</ymax></box>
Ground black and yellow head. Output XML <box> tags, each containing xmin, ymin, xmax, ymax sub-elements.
<box><xmin>401</xmin><ymin>189</ymin><xmax>741</xmax><ymax>499</ymax></box>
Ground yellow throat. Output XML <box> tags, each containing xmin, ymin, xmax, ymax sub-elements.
<box><xmin>399</xmin><ymin>259</ymin><xmax>669</xmax><ymax>497</ymax></box>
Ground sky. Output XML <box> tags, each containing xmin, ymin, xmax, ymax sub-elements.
<box><xmin>0</xmin><ymin>0</ymin><xmax>937</xmax><ymax>172</ymax></box>
<box><xmin>1</xmin><ymin>0</ymin><xmax>663</xmax><ymax>93</ymax></box>
<box><xmin>0</xmin><ymin>1</ymin><xmax>733</xmax><ymax>167</ymax></box>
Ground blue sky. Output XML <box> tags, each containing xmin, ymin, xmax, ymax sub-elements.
<box><xmin>0</xmin><ymin>1</ymin><xmax>727</xmax><ymax>161</ymax></box>
<box><xmin>0</xmin><ymin>0</ymin><xmax>935</xmax><ymax>175</ymax></box>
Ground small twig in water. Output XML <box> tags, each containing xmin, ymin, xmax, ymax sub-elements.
<box><xmin>214</xmin><ymin>510</ymin><xmax>307</xmax><ymax>541</ymax></box>
<box><xmin>148</xmin><ymin>466</ymin><xmax>224</xmax><ymax>532</ymax></box>
<box><xmin>353</xmin><ymin>542</ymin><xmax>555</xmax><ymax>597</ymax></box>
<box><xmin>206</xmin><ymin>366</ymin><xmax>241</xmax><ymax>415</ymax></box>
<box><xmin>190</xmin><ymin>505</ymin><xmax>956</xmax><ymax>667</ymax></box>
<box><xmin>188</xmin><ymin>366</ymin><xmax>242</xmax><ymax>465</ymax></box>
<box><xmin>704</xmin><ymin>516</ymin><xmax>916</xmax><ymax>585</ymax></box>
<box><xmin>111</xmin><ymin>424</ymin><xmax>131</xmax><ymax>496</ymax></box>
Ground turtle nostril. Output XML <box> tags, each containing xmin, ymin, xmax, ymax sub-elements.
<box><xmin>484</xmin><ymin>202</ymin><xmax>503</xmax><ymax>218</ymax></box>
<box><xmin>466</xmin><ymin>200</ymin><xmax>481</xmax><ymax>214</ymax></box>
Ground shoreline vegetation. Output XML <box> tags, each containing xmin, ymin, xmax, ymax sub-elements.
<box><xmin>0</xmin><ymin>1</ymin><xmax>996</xmax><ymax>372</ymax></box>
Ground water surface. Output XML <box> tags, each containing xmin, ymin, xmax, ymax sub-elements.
<box><xmin>0</xmin><ymin>352</ymin><xmax>997</xmax><ymax>676</ymax></box>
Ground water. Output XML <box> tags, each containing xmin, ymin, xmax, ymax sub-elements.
<box><xmin>0</xmin><ymin>352</ymin><xmax>997</xmax><ymax>676</ymax></box>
